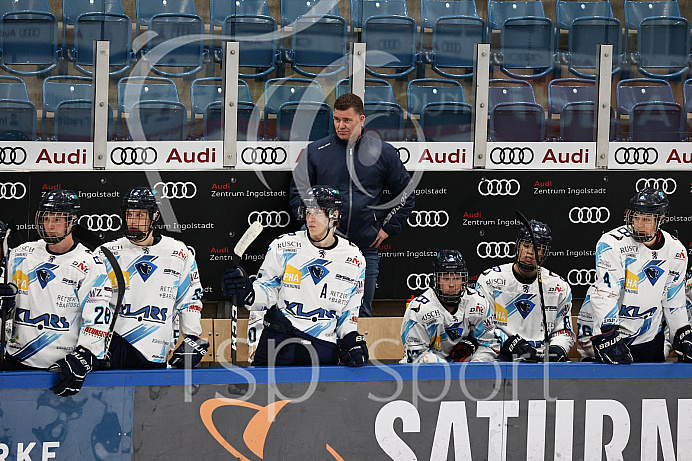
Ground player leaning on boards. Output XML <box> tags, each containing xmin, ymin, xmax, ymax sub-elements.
<box><xmin>222</xmin><ymin>186</ymin><xmax>368</xmax><ymax>366</ymax></box>
<box><xmin>578</xmin><ymin>188</ymin><xmax>692</xmax><ymax>364</ymax></box>
<box><xmin>4</xmin><ymin>190</ymin><xmax>111</xmax><ymax>396</ymax></box>
<box><xmin>101</xmin><ymin>187</ymin><xmax>208</xmax><ymax>369</ymax></box>
<box><xmin>476</xmin><ymin>220</ymin><xmax>575</xmax><ymax>361</ymax></box>
<box><xmin>401</xmin><ymin>250</ymin><xmax>497</xmax><ymax>363</ymax></box>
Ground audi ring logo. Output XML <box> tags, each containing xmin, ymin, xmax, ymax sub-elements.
<box><xmin>567</xmin><ymin>269</ymin><xmax>597</xmax><ymax>286</ymax></box>
<box><xmin>478</xmin><ymin>178</ymin><xmax>520</xmax><ymax>196</ymax></box>
<box><xmin>79</xmin><ymin>214</ymin><xmax>122</xmax><ymax>232</ymax></box>
<box><xmin>407</xmin><ymin>273</ymin><xmax>432</xmax><ymax>290</ymax></box>
<box><xmin>489</xmin><ymin>147</ymin><xmax>534</xmax><ymax>165</ymax></box>
<box><xmin>569</xmin><ymin>207</ymin><xmax>610</xmax><ymax>224</ymax></box>
<box><xmin>0</xmin><ymin>182</ymin><xmax>27</xmax><ymax>199</ymax></box>
<box><xmin>110</xmin><ymin>147</ymin><xmax>157</xmax><ymax>165</ymax></box>
<box><xmin>407</xmin><ymin>210</ymin><xmax>449</xmax><ymax>227</ymax></box>
<box><xmin>477</xmin><ymin>242</ymin><xmax>516</xmax><ymax>259</ymax></box>
<box><xmin>248</xmin><ymin>211</ymin><xmax>290</xmax><ymax>228</ymax></box>
<box><xmin>0</xmin><ymin>146</ymin><xmax>27</xmax><ymax>165</ymax></box>
<box><xmin>396</xmin><ymin>147</ymin><xmax>410</xmax><ymax>164</ymax></box>
<box><xmin>153</xmin><ymin>182</ymin><xmax>197</xmax><ymax>199</ymax></box>
<box><xmin>614</xmin><ymin>147</ymin><xmax>658</xmax><ymax>165</ymax></box>
<box><xmin>636</xmin><ymin>178</ymin><xmax>676</xmax><ymax>194</ymax></box>
<box><xmin>240</xmin><ymin>147</ymin><xmax>287</xmax><ymax>165</ymax></box>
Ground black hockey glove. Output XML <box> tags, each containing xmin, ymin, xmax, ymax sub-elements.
<box><xmin>0</xmin><ymin>282</ymin><xmax>17</xmax><ymax>318</ymax></box>
<box><xmin>338</xmin><ymin>331</ymin><xmax>368</xmax><ymax>367</ymax></box>
<box><xmin>500</xmin><ymin>335</ymin><xmax>537</xmax><ymax>361</ymax></box>
<box><xmin>448</xmin><ymin>336</ymin><xmax>479</xmax><ymax>362</ymax></box>
<box><xmin>547</xmin><ymin>345</ymin><xmax>569</xmax><ymax>362</ymax></box>
<box><xmin>169</xmin><ymin>335</ymin><xmax>210</xmax><ymax>368</ymax></box>
<box><xmin>221</xmin><ymin>267</ymin><xmax>255</xmax><ymax>306</ymax></box>
<box><xmin>673</xmin><ymin>325</ymin><xmax>692</xmax><ymax>363</ymax></box>
<box><xmin>50</xmin><ymin>345</ymin><xmax>95</xmax><ymax>397</ymax></box>
<box><xmin>591</xmin><ymin>326</ymin><xmax>633</xmax><ymax>364</ymax></box>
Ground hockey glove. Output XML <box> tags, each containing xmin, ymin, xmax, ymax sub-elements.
<box><xmin>0</xmin><ymin>283</ymin><xmax>17</xmax><ymax>319</ymax></box>
<box><xmin>338</xmin><ymin>331</ymin><xmax>368</xmax><ymax>367</ymax></box>
<box><xmin>169</xmin><ymin>335</ymin><xmax>210</xmax><ymax>368</ymax></box>
<box><xmin>221</xmin><ymin>267</ymin><xmax>255</xmax><ymax>306</ymax></box>
<box><xmin>591</xmin><ymin>326</ymin><xmax>633</xmax><ymax>364</ymax></box>
<box><xmin>673</xmin><ymin>325</ymin><xmax>692</xmax><ymax>363</ymax></box>
<box><xmin>448</xmin><ymin>336</ymin><xmax>479</xmax><ymax>362</ymax></box>
<box><xmin>50</xmin><ymin>345</ymin><xmax>95</xmax><ymax>397</ymax></box>
<box><xmin>547</xmin><ymin>345</ymin><xmax>569</xmax><ymax>362</ymax></box>
<box><xmin>500</xmin><ymin>335</ymin><xmax>537</xmax><ymax>361</ymax></box>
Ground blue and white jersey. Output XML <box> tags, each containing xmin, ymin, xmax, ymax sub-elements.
<box><xmin>104</xmin><ymin>236</ymin><xmax>203</xmax><ymax>363</ymax></box>
<box><xmin>578</xmin><ymin>226</ymin><xmax>688</xmax><ymax>347</ymax></box>
<box><xmin>248</xmin><ymin>231</ymin><xmax>365</xmax><ymax>343</ymax></box>
<box><xmin>7</xmin><ymin>240</ymin><xmax>111</xmax><ymax>369</ymax></box>
<box><xmin>401</xmin><ymin>287</ymin><xmax>496</xmax><ymax>363</ymax></box>
<box><xmin>476</xmin><ymin>263</ymin><xmax>575</xmax><ymax>355</ymax></box>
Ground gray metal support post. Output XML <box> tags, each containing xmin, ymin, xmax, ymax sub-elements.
<box><xmin>223</xmin><ymin>41</ymin><xmax>240</xmax><ymax>168</ymax></box>
<box><xmin>595</xmin><ymin>44</ymin><xmax>613</xmax><ymax>169</ymax></box>
<box><xmin>92</xmin><ymin>41</ymin><xmax>110</xmax><ymax>169</ymax></box>
<box><xmin>472</xmin><ymin>43</ymin><xmax>490</xmax><ymax>168</ymax></box>
<box><xmin>349</xmin><ymin>42</ymin><xmax>366</xmax><ymax>100</ymax></box>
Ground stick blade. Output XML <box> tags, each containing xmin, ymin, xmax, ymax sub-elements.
<box><xmin>234</xmin><ymin>221</ymin><xmax>264</xmax><ymax>258</ymax></box>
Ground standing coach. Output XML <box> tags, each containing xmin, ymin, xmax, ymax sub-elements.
<box><xmin>289</xmin><ymin>93</ymin><xmax>415</xmax><ymax>317</ymax></box>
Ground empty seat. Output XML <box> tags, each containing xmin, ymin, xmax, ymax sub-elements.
<box><xmin>276</xmin><ymin>100</ymin><xmax>332</xmax><ymax>140</ymax></box>
<box><xmin>407</xmin><ymin>78</ymin><xmax>466</xmax><ymax>138</ymax></box>
<box><xmin>567</xmin><ymin>17</ymin><xmax>622</xmax><ymax>78</ymax></box>
<box><xmin>0</xmin><ymin>11</ymin><xmax>59</xmax><ymax>76</ymax></box>
<box><xmin>117</xmin><ymin>76</ymin><xmax>183</xmax><ymax>140</ymax></box>
<box><xmin>287</xmin><ymin>15</ymin><xmax>347</xmax><ymax>77</ymax></box>
<box><xmin>616</xmin><ymin>78</ymin><xmax>682</xmax><ymax>140</ymax></box>
<box><xmin>420</xmin><ymin>101</ymin><xmax>473</xmax><ymax>141</ymax></box>
<box><xmin>281</xmin><ymin>0</ymin><xmax>339</xmax><ymax>26</ymax></box>
<box><xmin>362</xmin><ymin>15</ymin><xmax>418</xmax><ymax>79</ymax></box>
<box><xmin>548</xmin><ymin>78</ymin><xmax>599</xmax><ymax>141</ymax></box>
<box><xmin>364</xmin><ymin>101</ymin><xmax>404</xmax><ymax>141</ymax></box>
<box><xmin>203</xmin><ymin>101</ymin><xmax>260</xmax><ymax>140</ymax></box>
<box><xmin>222</xmin><ymin>15</ymin><xmax>279</xmax><ymax>78</ymax></box>
<box><xmin>190</xmin><ymin>77</ymin><xmax>254</xmax><ymax>139</ymax></box>
<box><xmin>42</xmin><ymin>75</ymin><xmax>92</xmax><ymax>137</ymax></box>
<box><xmin>263</xmin><ymin>77</ymin><xmax>324</xmax><ymax>138</ymax></box>
<box><xmin>0</xmin><ymin>76</ymin><xmax>29</xmax><ymax>101</ymax></box>
<box><xmin>61</xmin><ymin>0</ymin><xmax>125</xmax><ymax>59</ymax></box>
<box><xmin>72</xmin><ymin>13</ymin><xmax>133</xmax><ymax>76</ymax></box>
<box><xmin>54</xmin><ymin>100</ymin><xmax>114</xmax><ymax>141</ymax></box>
<box><xmin>488</xmin><ymin>79</ymin><xmax>544</xmax><ymax>141</ymax></box>
<box><xmin>0</xmin><ymin>100</ymin><xmax>37</xmax><ymax>140</ymax></box>
<box><xmin>336</xmin><ymin>78</ymin><xmax>395</xmax><ymax>103</ymax></box>
<box><xmin>350</xmin><ymin>0</ymin><xmax>408</xmax><ymax>39</ymax></box>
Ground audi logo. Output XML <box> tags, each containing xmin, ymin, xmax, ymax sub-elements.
<box><xmin>407</xmin><ymin>273</ymin><xmax>432</xmax><ymax>290</ymax></box>
<box><xmin>569</xmin><ymin>207</ymin><xmax>610</xmax><ymax>224</ymax></box>
<box><xmin>478</xmin><ymin>178</ymin><xmax>520</xmax><ymax>196</ymax></box>
<box><xmin>110</xmin><ymin>147</ymin><xmax>157</xmax><ymax>165</ymax></box>
<box><xmin>79</xmin><ymin>214</ymin><xmax>122</xmax><ymax>232</ymax></box>
<box><xmin>396</xmin><ymin>147</ymin><xmax>410</xmax><ymax>164</ymax></box>
<box><xmin>248</xmin><ymin>211</ymin><xmax>290</xmax><ymax>228</ymax></box>
<box><xmin>477</xmin><ymin>241</ymin><xmax>516</xmax><ymax>259</ymax></box>
<box><xmin>153</xmin><ymin>182</ymin><xmax>197</xmax><ymax>199</ymax></box>
<box><xmin>0</xmin><ymin>182</ymin><xmax>26</xmax><ymax>199</ymax></box>
<box><xmin>636</xmin><ymin>178</ymin><xmax>676</xmax><ymax>194</ymax></box>
<box><xmin>489</xmin><ymin>147</ymin><xmax>534</xmax><ymax>165</ymax></box>
<box><xmin>240</xmin><ymin>147</ymin><xmax>287</xmax><ymax>165</ymax></box>
<box><xmin>614</xmin><ymin>147</ymin><xmax>658</xmax><ymax>165</ymax></box>
<box><xmin>567</xmin><ymin>269</ymin><xmax>597</xmax><ymax>286</ymax></box>
<box><xmin>0</xmin><ymin>146</ymin><xmax>27</xmax><ymax>165</ymax></box>
<box><xmin>407</xmin><ymin>210</ymin><xmax>449</xmax><ymax>228</ymax></box>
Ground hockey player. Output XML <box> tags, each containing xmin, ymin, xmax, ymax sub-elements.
<box><xmin>401</xmin><ymin>249</ymin><xmax>496</xmax><ymax>363</ymax></box>
<box><xmin>102</xmin><ymin>187</ymin><xmax>208</xmax><ymax>369</ymax></box>
<box><xmin>221</xmin><ymin>186</ymin><xmax>368</xmax><ymax>366</ymax></box>
<box><xmin>5</xmin><ymin>190</ymin><xmax>111</xmax><ymax>396</ymax></box>
<box><xmin>577</xmin><ymin>188</ymin><xmax>692</xmax><ymax>363</ymax></box>
<box><xmin>476</xmin><ymin>220</ymin><xmax>575</xmax><ymax>361</ymax></box>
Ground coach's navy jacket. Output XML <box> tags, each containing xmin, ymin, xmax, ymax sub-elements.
<box><xmin>289</xmin><ymin>132</ymin><xmax>415</xmax><ymax>249</ymax></box>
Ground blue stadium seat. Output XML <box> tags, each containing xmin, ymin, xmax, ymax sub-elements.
<box><xmin>117</xmin><ymin>76</ymin><xmax>181</xmax><ymax>140</ymax></box>
<box><xmin>488</xmin><ymin>78</ymin><xmax>537</xmax><ymax>111</ymax></box>
<box><xmin>635</xmin><ymin>16</ymin><xmax>690</xmax><ymax>79</ymax></box>
<box><xmin>263</xmin><ymin>77</ymin><xmax>324</xmax><ymax>138</ymax></box>
<box><xmin>287</xmin><ymin>15</ymin><xmax>347</xmax><ymax>78</ymax></box>
<box><xmin>222</xmin><ymin>15</ymin><xmax>279</xmax><ymax>78</ymax></box>
<box><xmin>0</xmin><ymin>0</ymin><xmax>50</xmax><ymax>16</ymax></box>
<box><xmin>362</xmin><ymin>15</ymin><xmax>418</xmax><ymax>79</ymax></box>
<box><xmin>203</xmin><ymin>101</ymin><xmax>260</xmax><ymax>140</ymax></box>
<box><xmin>616</xmin><ymin>78</ymin><xmax>680</xmax><ymax>140</ymax></box>
<box><xmin>548</xmin><ymin>78</ymin><xmax>598</xmax><ymax>141</ymax></box>
<box><xmin>0</xmin><ymin>75</ymin><xmax>29</xmax><ymax>101</ymax></box>
<box><xmin>135</xmin><ymin>0</ymin><xmax>197</xmax><ymax>35</ymax></box>
<box><xmin>276</xmin><ymin>100</ymin><xmax>332</xmax><ymax>140</ymax></box>
<box><xmin>54</xmin><ymin>100</ymin><xmax>114</xmax><ymax>141</ymax></box>
<box><xmin>145</xmin><ymin>13</ymin><xmax>206</xmax><ymax>77</ymax></box>
<box><xmin>61</xmin><ymin>0</ymin><xmax>124</xmax><ymax>60</ymax></box>
<box><xmin>281</xmin><ymin>0</ymin><xmax>339</xmax><ymax>26</ymax></box>
<box><xmin>364</xmin><ymin>101</ymin><xmax>404</xmax><ymax>141</ymax></box>
<box><xmin>0</xmin><ymin>11</ymin><xmax>59</xmax><ymax>75</ymax></box>
<box><xmin>336</xmin><ymin>78</ymin><xmax>395</xmax><ymax>102</ymax></box>
<box><xmin>427</xmin><ymin>15</ymin><xmax>485</xmax><ymax>79</ymax></box>
<box><xmin>42</xmin><ymin>75</ymin><xmax>92</xmax><ymax>137</ymax></box>
<box><xmin>190</xmin><ymin>77</ymin><xmax>252</xmax><ymax>138</ymax></box>
<box><xmin>419</xmin><ymin>101</ymin><xmax>473</xmax><ymax>141</ymax></box>
<box><xmin>490</xmin><ymin>102</ymin><xmax>545</xmax><ymax>141</ymax></box>
<box><xmin>0</xmin><ymin>100</ymin><xmax>37</xmax><ymax>140</ymax></box>
<box><xmin>683</xmin><ymin>78</ymin><xmax>692</xmax><ymax>134</ymax></box>
<box><xmin>128</xmin><ymin>101</ymin><xmax>187</xmax><ymax>141</ymax></box>
<box><xmin>209</xmin><ymin>0</ymin><xmax>269</xmax><ymax>31</ymax></box>
<box><xmin>555</xmin><ymin>0</ymin><xmax>614</xmax><ymax>50</ymax></box>
<box><xmin>566</xmin><ymin>17</ymin><xmax>621</xmax><ymax>79</ymax></box>
<box><xmin>72</xmin><ymin>13</ymin><xmax>133</xmax><ymax>76</ymax></box>
<box><xmin>350</xmin><ymin>0</ymin><xmax>408</xmax><ymax>39</ymax></box>
<box><xmin>407</xmin><ymin>78</ymin><xmax>466</xmax><ymax>138</ymax></box>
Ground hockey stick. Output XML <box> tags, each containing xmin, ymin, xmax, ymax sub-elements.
<box><xmin>229</xmin><ymin>221</ymin><xmax>264</xmax><ymax>366</ymax></box>
<box><xmin>0</xmin><ymin>221</ymin><xmax>15</xmax><ymax>370</ymax></box>
<box><xmin>515</xmin><ymin>211</ymin><xmax>550</xmax><ymax>358</ymax></box>
<box><xmin>71</xmin><ymin>224</ymin><xmax>126</xmax><ymax>367</ymax></box>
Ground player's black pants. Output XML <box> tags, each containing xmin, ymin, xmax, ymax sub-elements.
<box><xmin>106</xmin><ymin>333</ymin><xmax>167</xmax><ymax>369</ymax></box>
<box><xmin>3</xmin><ymin>354</ymin><xmax>45</xmax><ymax>370</ymax></box>
<box><xmin>253</xmin><ymin>328</ymin><xmax>338</xmax><ymax>366</ymax></box>
<box><xmin>629</xmin><ymin>329</ymin><xmax>666</xmax><ymax>362</ymax></box>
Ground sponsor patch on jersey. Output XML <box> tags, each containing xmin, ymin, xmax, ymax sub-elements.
<box><xmin>486</xmin><ymin>277</ymin><xmax>505</xmax><ymax>287</ymax></box>
<box><xmin>494</xmin><ymin>302</ymin><xmax>508</xmax><ymax>323</ymax></box>
<box><xmin>164</xmin><ymin>268</ymin><xmax>181</xmax><ymax>277</ymax></box>
<box><xmin>548</xmin><ymin>286</ymin><xmax>563</xmax><ymax>293</ymax></box>
<box><xmin>675</xmin><ymin>251</ymin><xmax>686</xmax><ymax>261</ymax></box>
<box><xmin>61</xmin><ymin>278</ymin><xmax>77</xmax><ymax>286</ymax></box>
<box><xmin>171</xmin><ymin>249</ymin><xmax>187</xmax><ymax>260</ymax></box>
<box><xmin>70</xmin><ymin>260</ymin><xmax>89</xmax><ymax>275</ymax></box>
<box><xmin>283</xmin><ymin>265</ymin><xmax>301</xmax><ymax>286</ymax></box>
<box><xmin>620</xmin><ymin>245</ymin><xmax>637</xmax><ymax>255</ymax></box>
<box><xmin>469</xmin><ymin>304</ymin><xmax>483</xmax><ymax>314</ymax></box>
<box><xmin>421</xmin><ymin>309</ymin><xmax>441</xmax><ymax>323</ymax></box>
<box><xmin>84</xmin><ymin>326</ymin><xmax>108</xmax><ymax>338</ymax></box>
<box><xmin>335</xmin><ymin>274</ymin><xmax>355</xmax><ymax>283</ymax></box>
<box><xmin>345</xmin><ymin>256</ymin><xmax>361</xmax><ymax>267</ymax></box>
<box><xmin>625</xmin><ymin>269</ymin><xmax>639</xmax><ymax>291</ymax></box>
<box><xmin>12</xmin><ymin>270</ymin><xmax>29</xmax><ymax>291</ymax></box>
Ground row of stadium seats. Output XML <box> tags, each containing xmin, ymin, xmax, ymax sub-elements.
<box><xmin>0</xmin><ymin>0</ymin><xmax>688</xmax><ymax>80</ymax></box>
<box><xmin>2</xmin><ymin>73</ymin><xmax>692</xmax><ymax>142</ymax></box>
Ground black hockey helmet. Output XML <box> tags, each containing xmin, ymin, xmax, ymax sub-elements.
<box><xmin>516</xmin><ymin>219</ymin><xmax>552</xmax><ymax>272</ymax></box>
<box><xmin>121</xmin><ymin>187</ymin><xmax>160</xmax><ymax>242</ymax></box>
<box><xmin>35</xmin><ymin>189</ymin><xmax>80</xmax><ymax>244</ymax></box>
<box><xmin>625</xmin><ymin>187</ymin><xmax>668</xmax><ymax>243</ymax></box>
<box><xmin>432</xmin><ymin>249</ymin><xmax>468</xmax><ymax>306</ymax></box>
<box><xmin>0</xmin><ymin>220</ymin><xmax>7</xmax><ymax>243</ymax></box>
<box><xmin>297</xmin><ymin>186</ymin><xmax>343</xmax><ymax>223</ymax></box>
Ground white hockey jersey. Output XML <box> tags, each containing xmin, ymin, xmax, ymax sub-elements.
<box><xmin>577</xmin><ymin>226</ymin><xmax>688</xmax><ymax>347</ymax></box>
<box><xmin>103</xmin><ymin>236</ymin><xmax>204</xmax><ymax>363</ymax></box>
<box><xmin>7</xmin><ymin>240</ymin><xmax>111</xmax><ymax>368</ymax></box>
<box><xmin>401</xmin><ymin>287</ymin><xmax>496</xmax><ymax>363</ymax></box>
<box><xmin>476</xmin><ymin>263</ymin><xmax>575</xmax><ymax>355</ymax></box>
<box><xmin>248</xmin><ymin>231</ymin><xmax>365</xmax><ymax>343</ymax></box>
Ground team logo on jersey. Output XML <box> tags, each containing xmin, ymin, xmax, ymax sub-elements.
<box><xmin>643</xmin><ymin>262</ymin><xmax>664</xmax><ymax>285</ymax></box>
<box><xmin>135</xmin><ymin>260</ymin><xmax>158</xmax><ymax>282</ymax></box>
<box><xmin>511</xmin><ymin>294</ymin><xmax>536</xmax><ymax>319</ymax></box>
<box><xmin>34</xmin><ymin>264</ymin><xmax>58</xmax><ymax>289</ymax></box>
<box><xmin>445</xmin><ymin>322</ymin><xmax>464</xmax><ymax>341</ymax></box>
<box><xmin>308</xmin><ymin>264</ymin><xmax>329</xmax><ymax>284</ymax></box>
<box><xmin>283</xmin><ymin>265</ymin><xmax>301</xmax><ymax>285</ymax></box>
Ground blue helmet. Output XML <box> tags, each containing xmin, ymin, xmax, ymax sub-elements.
<box><xmin>516</xmin><ymin>219</ymin><xmax>552</xmax><ymax>272</ymax></box>
<box><xmin>35</xmin><ymin>189</ymin><xmax>81</xmax><ymax>244</ymax></box>
<box><xmin>121</xmin><ymin>187</ymin><xmax>160</xmax><ymax>241</ymax></box>
<box><xmin>432</xmin><ymin>249</ymin><xmax>468</xmax><ymax>305</ymax></box>
<box><xmin>626</xmin><ymin>187</ymin><xmax>668</xmax><ymax>242</ymax></box>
